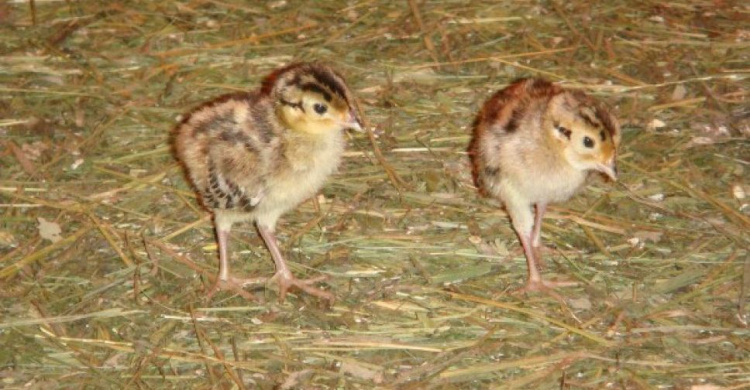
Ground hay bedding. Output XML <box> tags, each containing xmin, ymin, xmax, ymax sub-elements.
<box><xmin>0</xmin><ymin>1</ymin><xmax>747</xmax><ymax>388</ymax></box>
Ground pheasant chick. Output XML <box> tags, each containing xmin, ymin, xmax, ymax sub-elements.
<box><xmin>469</xmin><ymin>78</ymin><xmax>620</xmax><ymax>296</ymax></box>
<box><xmin>173</xmin><ymin>62</ymin><xmax>363</xmax><ymax>304</ymax></box>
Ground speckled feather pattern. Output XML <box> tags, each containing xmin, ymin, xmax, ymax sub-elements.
<box><xmin>172</xmin><ymin>63</ymin><xmax>354</xmax><ymax>230</ymax></box>
<box><xmin>170</xmin><ymin>62</ymin><xmax>363</xmax><ymax>302</ymax></box>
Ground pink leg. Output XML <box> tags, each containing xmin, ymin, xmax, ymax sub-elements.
<box><xmin>519</xmin><ymin>233</ymin><xmax>544</xmax><ymax>287</ymax></box>
<box><xmin>217</xmin><ymin>228</ymin><xmax>230</xmax><ymax>281</ymax></box>
<box><xmin>207</xmin><ymin>227</ymin><xmax>232</xmax><ymax>299</ymax></box>
<box><xmin>207</xmin><ymin>224</ymin><xmax>265</xmax><ymax>301</ymax></box>
<box><xmin>257</xmin><ymin>224</ymin><xmax>335</xmax><ymax>304</ymax></box>
<box><xmin>504</xmin><ymin>196</ymin><xmax>575</xmax><ymax>300</ymax></box>
<box><xmin>517</xmin><ymin>232</ymin><xmax>578</xmax><ymax>300</ymax></box>
<box><xmin>531</xmin><ymin>203</ymin><xmax>546</xmax><ymax>248</ymax></box>
<box><xmin>531</xmin><ymin>203</ymin><xmax>546</xmax><ymax>269</ymax></box>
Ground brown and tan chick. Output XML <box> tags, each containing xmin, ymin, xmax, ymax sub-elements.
<box><xmin>469</xmin><ymin>78</ymin><xmax>620</xmax><ymax>297</ymax></box>
<box><xmin>173</xmin><ymin>62</ymin><xmax>363</xmax><ymax>304</ymax></box>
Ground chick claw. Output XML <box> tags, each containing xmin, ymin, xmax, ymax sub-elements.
<box><xmin>271</xmin><ymin>269</ymin><xmax>335</xmax><ymax>305</ymax></box>
<box><xmin>207</xmin><ymin>275</ymin><xmax>267</xmax><ymax>301</ymax></box>
<box><xmin>514</xmin><ymin>279</ymin><xmax>579</xmax><ymax>302</ymax></box>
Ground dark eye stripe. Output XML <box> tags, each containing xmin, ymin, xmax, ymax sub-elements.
<box><xmin>581</xmin><ymin>111</ymin><xmax>601</xmax><ymax>129</ymax></box>
<box><xmin>280</xmin><ymin>98</ymin><xmax>304</xmax><ymax>112</ymax></box>
<box><xmin>505</xmin><ymin>107</ymin><xmax>524</xmax><ymax>132</ymax></box>
<box><xmin>309</xmin><ymin>67</ymin><xmax>349</xmax><ymax>104</ymax></box>
<box><xmin>300</xmin><ymin>82</ymin><xmax>332</xmax><ymax>102</ymax></box>
<box><xmin>592</xmin><ymin>105</ymin><xmax>618</xmax><ymax>142</ymax></box>
<box><xmin>555</xmin><ymin>122</ymin><xmax>572</xmax><ymax>139</ymax></box>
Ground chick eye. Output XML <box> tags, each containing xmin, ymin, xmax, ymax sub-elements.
<box><xmin>313</xmin><ymin>103</ymin><xmax>328</xmax><ymax>115</ymax></box>
<box><xmin>583</xmin><ymin>136</ymin><xmax>595</xmax><ymax>148</ymax></box>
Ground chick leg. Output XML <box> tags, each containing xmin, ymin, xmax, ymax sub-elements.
<box><xmin>530</xmin><ymin>203</ymin><xmax>546</xmax><ymax>269</ymax></box>
<box><xmin>207</xmin><ymin>215</ymin><xmax>264</xmax><ymax>300</ymax></box>
<box><xmin>217</xmin><ymin>226</ymin><xmax>231</xmax><ymax>281</ymax></box>
<box><xmin>504</xmin><ymin>196</ymin><xmax>576</xmax><ymax>297</ymax></box>
<box><xmin>504</xmin><ymin>197</ymin><xmax>545</xmax><ymax>285</ymax></box>
<box><xmin>206</xmin><ymin>224</ymin><xmax>233</xmax><ymax>299</ymax></box>
<box><xmin>531</xmin><ymin>203</ymin><xmax>545</xmax><ymax>248</ymax></box>
<box><xmin>257</xmin><ymin>224</ymin><xmax>335</xmax><ymax>304</ymax></box>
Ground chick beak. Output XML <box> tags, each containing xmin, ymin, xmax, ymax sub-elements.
<box><xmin>597</xmin><ymin>159</ymin><xmax>618</xmax><ymax>181</ymax></box>
<box><xmin>343</xmin><ymin>110</ymin><xmax>364</xmax><ymax>132</ymax></box>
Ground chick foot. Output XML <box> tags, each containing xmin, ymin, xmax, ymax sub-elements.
<box><xmin>514</xmin><ymin>231</ymin><xmax>578</xmax><ymax>300</ymax></box>
<box><xmin>206</xmin><ymin>275</ymin><xmax>267</xmax><ymax>301</ymax></box>
<box><xmin>271</xmin><ymin>269</ymin><xmax>335</xmax><ymax>304</ymax></box>
<box><xmin>514</xmin><ymin>278</ymin><xmax>578</xmax><ymax>301</ymax></box>
<box><xmin>258</xmin><ymin>224</ymin><xmax>335</xmax><ymax>305</ymax></box>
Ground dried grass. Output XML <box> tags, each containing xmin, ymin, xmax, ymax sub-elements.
<box><xmin>1</xmin><ymin>0</ymin><xmax>748</xmax><ymax>388</ymax></box>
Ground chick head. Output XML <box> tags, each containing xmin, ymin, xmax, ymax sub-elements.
<box><xmin>546</xmin><ymin>91</ymin><xmax>620</xmax><ymax>180</ymax></box>
<box><xmin>265</xmin><ymin>62</ymin><xmax>363</xmax><ymax>135</ymax></box>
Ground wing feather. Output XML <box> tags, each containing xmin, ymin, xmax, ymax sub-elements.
<box><xmin>173</xmin><ymin>92</ymin><xmax>277</xmax><ymax>211</ymax></box>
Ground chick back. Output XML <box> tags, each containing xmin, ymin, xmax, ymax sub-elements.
<box><xmin>469</xmin><ymin>79</ymin><xmax>564</xmax><ymax>196</ymax></box>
